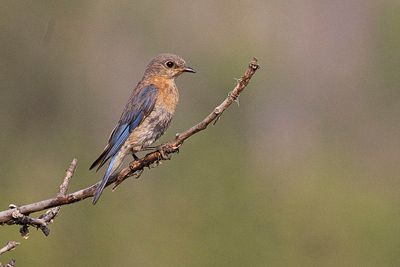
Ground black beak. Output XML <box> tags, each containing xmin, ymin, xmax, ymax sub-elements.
<box><xmin>183</xmin><ymin>67</ymin><xmax>196</xmax><ymax>73</ymax></box>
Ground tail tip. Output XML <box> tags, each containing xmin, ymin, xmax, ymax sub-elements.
<box><xmin>92</xmin><ymin>190</ymin><xmax>102</xmax><ymax>205</ymax></box>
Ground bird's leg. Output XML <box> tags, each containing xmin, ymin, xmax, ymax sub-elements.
<box><xmin>131</xmin><ymin>153</ymin><xmax>139</xmax><ymax>161</ymax></box>
<box><xmin>141</xmin><ymin>146</ymin><xmax>158</xmax><ymax>151</ymax></box>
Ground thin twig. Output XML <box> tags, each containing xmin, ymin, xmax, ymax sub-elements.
<box><xmin>1</xmin><ymin>159</ymin><xmax>77</xmax><ymax>238</ymax></box>
<box><xmin>0</xmin><ymin>259</ymin><xmax>16</xmax><ymax>267</ymax></box>
<box><xmin>0</xmin><ymin>241</ymin><xmax>18</xmax><ymax>267</ymax></box>
<box><xmin>39</xmin><ymin>158</ymin><xmax>77</xmax><ymax>223</ymax></box>
<box><xmin>0</xmin><ymin>58</ymin><xmax>260</xmax><ymax>225</ymax></box>
<box><xmin>0</xmin><ymin>241</ymin><xmax>19</xmax><ymax>256</ymax></box>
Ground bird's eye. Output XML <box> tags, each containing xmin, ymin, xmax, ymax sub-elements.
<box><xmin>165</xmin><ymin>61</ymin><xmax>174</xmax><ymax>68</ymax></box>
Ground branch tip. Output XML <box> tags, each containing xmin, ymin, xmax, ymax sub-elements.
<box><xmin>0</xmin><ymin>241</ymin><xmax>20</xmax><ymax>256</ymax></box>
<box><xmin>250</xmin><ymin>57</ymin><xmax>260</xmax><ymax>70</ymax></box>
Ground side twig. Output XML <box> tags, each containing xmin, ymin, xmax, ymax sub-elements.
<box><xmin>0</xmin><ymin>58</ymin><xmax>259</xmax><ymax>227</ymax></box>
<box><xmin>2</xmin><ymin>159</ymin><xmax>77</xmax><ymax>238</ymax></box>
<box><xmin>0</xmin><ymin>241</ymin><xmax>19</xmax><ymax>256</ymax></box>
<box><xmin>0</xmin><ymin>241</ymin><xmax>18</xmax><ymax>267</ymax></box>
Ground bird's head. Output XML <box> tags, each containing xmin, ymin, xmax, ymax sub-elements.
<box><xmin>144</xmin><ymin>53</ymin><xmax>195</xmax><ymax>79</ymax></box>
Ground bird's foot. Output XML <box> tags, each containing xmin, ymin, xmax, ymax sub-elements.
<box><xmin>158</xmin><ymin>147</ymin><xmax>171</xmax><ymax>160</ymax></box>
<box><xmin>141</xmin><ymin>145</ymin><xmax>171</xmax><ymax>159</ymax></box>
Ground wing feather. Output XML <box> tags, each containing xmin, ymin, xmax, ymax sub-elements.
<box><xmin>89</xmin><ymin>84</ymin><xmax>158</xmax><ymax>170</ymax></box>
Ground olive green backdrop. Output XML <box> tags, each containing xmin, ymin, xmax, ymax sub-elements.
<box><xmin>1</xmin><ymin>1</ymin><xmax>400</xmax><ymax>266</ymax></box>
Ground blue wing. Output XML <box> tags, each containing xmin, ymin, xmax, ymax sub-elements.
<box><xmin>90</xmin><ymin>84</ymin><xmax>158</xmax><ymax>171</ymax></box>
<box><xmin>91</xmin><ymin>84</ymin><xmax>158</xmax><ymax>204</ymax></box>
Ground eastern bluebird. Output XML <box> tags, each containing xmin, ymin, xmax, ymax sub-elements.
<box><xmin>90</xmin><ymin>53</ymin><xmax>195</xmax><ymax>204</ymax></box>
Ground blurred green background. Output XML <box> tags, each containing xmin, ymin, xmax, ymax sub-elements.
<box><xmin>1</xmin><ymin>1</ymin><xmax>400</xmax><ymax>266</ymax></box>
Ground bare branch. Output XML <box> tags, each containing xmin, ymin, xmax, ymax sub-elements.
<box><xmin>0</xmin><ymin>259</ymin><xmax>16</xmax><ymax>267</ymax></box>
<box><xmin>0</xmin><ymin>241</ymin><xmax>19</xmax><ymax>256</ymax></box>
<box><xmin>0</xmin><ymin>58</ymin><xmax>260</xmax><ymax>226</ymax></box>
<box><xmin>39</xmin><ymin>158</ymin><xmax>77</xmax><ymax>224</ymax></box>
<box><xmin>0</xmin><ymin>241</ymin><xmax>18</xmax><ymax>267</ymax></box>
<box><xmin>1</xmin><ymin>159</ymin><xmax>77</xmax><ymax>239</ymax></box>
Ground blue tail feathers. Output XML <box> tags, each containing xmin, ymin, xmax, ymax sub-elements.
<box><xmin>92</xmin><ymin>156</ymin><xmax>117</xmax><ymax>204</ymax></box>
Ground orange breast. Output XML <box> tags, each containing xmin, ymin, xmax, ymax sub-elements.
<box><xmin>149</xmin><ymin>76</ymin><xmax>179</xmax><ymax>114</ymax></box>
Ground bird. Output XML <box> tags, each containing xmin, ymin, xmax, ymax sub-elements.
<box><xmin>90</xmin><ymin>53</ymin><xmax>195</xmax><ymax>204</ymax></box>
